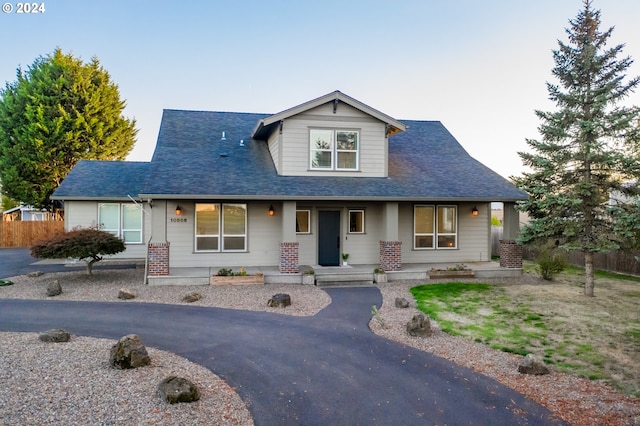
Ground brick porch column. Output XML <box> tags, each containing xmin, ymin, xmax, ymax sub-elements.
<box><xmin>380</xmin><ymin>240</ymin><xmax>402</xmax><ymax>272</ymax></box>
<box><xmin>280</xmin><ymin>242</ymin><xmax>299</xmax><ymax>274</ymax></box>
<box><xmin>499</xmin><ymin>239</ymin><xmax>523</xmax><ymax>268</ymax></box>
<box><xmin>148</xmin><ymin>242</ymin><xmax>170</xmax><ymax>276</ymax></box>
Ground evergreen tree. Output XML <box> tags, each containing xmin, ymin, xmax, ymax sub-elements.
<box><xmin>0</xmin><ymin>48</ymin><xmax>137</xmax><ymax>210</ymax></box>
<box><xmin>513</xmin><ymin>0</ymin><xmax>640</xmax><ymax>296</ymax></box>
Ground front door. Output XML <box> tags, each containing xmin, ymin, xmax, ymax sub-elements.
<box><xmin>318</xmin><ymin>211</ymin><xmax>340</xmax><ymax>266</ymax></box>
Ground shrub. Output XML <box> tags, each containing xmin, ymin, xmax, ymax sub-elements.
<box><xmin>31</xmin><ymin>227</ymin><xmax>125</xmax><ymax>275</ymax></box>
<box><xmin>537</xmin><ymin>249</ymin><xmax>567</xmax><ymax>280</ymax></box>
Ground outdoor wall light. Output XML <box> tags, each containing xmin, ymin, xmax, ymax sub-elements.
<box><xmin>268</xmin><ymin>205</ymin><xmax>275</xmax><ymax>216</ymax></box>
<box><xmin>175</xmin><ymin>205</ymin><xmax>183</xmax><ymax>216</ymax></box>
<box><xmin>472</xmin><ymin>206</ymin><xmax>479</xmax><ymax>216</ymax></box>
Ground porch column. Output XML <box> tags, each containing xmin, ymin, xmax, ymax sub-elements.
<box><xmin>148</xmin><ymin>200</ymin><xmax>170</xmax><ymax>276</ymax></box>
<box><xmin>380</xmin><ymin>202</ymin><xmax>402</xmax><ymax>271</ymax></box>
<box><xmin>500</xmin><ymin>202</ymin><xmax>523</xmax><ymax>268</ymax></box>
<box><xmin>279</xmin><ymin>201</ymin><xmax>299</xmax><ymax>273</ymax></box>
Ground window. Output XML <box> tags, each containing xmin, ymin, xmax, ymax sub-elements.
<box><xmin>98</xmin><ymin>203</ymin><xmax>142</xmax><ymax>244</ymax></box>
<box><xmin>296</xmin><ymin>210</ymin><xmax>310</xmax><ymax>234</ymax></box>
<box><xmin>195</xmin><ymin>203</ymin><xmax>246</xmax><ymax>252</ymax></box>
<box><xmin>414</xmin><ymin>205</ymin><xmax>457</xmax><ymax>249</ymax></box>
<box><xmin>349</xmin><ymin>209</ymin><xmax>364</xmax><ymax>233</ymax></box>
<box><xmin>310</xmin><ymin>129</ymin><xmax>359</xmax><ymax>170</ymax></box>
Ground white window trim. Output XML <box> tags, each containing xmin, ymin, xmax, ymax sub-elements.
<box><xmin>414</xmin><ymin>205</ymin><xmax>458</xmax><ymax>250</ymax></box>
<box><xmin>195</xmin><ymin>203</ymin><xmax>247</xmax><ymax>252</ymax></box>
<box><xmin>296</xmin><ymin>209</ymin><xmax>311</xmax><ymax>234</ymax></box>
<box><xmin>98</xmin><ymin>203</ymin><xmax>143</xmax><ymax>244</ymax></box>
<box><xmin>309</xmin><ymin>128</ymin><xmax>359</xmax><ymax>171</ymax></box>
<box><xmin>348</xmin><ymin>209</ymin><xmax>365</xmax><ymax>234</ymax></box>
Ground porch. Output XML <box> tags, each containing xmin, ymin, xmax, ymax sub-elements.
<box><xmin>146</xmin><ymin>261</ymin><xmax>522</xmax><ymax>286</ymax></box>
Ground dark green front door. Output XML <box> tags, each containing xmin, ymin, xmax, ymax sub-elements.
<box><xmin>318</xmin><ymin>211</ymin><xmax>340</xmax><ymax>266</ymax></box>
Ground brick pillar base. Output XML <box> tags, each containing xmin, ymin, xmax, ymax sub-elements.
<box><xmin>380</xmin><ymin>240</ymin><xmax>402</xmax><ymax>272</ymax></box>
<box><xmin>499</xmin><ymin>239</ymin><xmax>523</xmax><ymax>268</ymax></box>
<box><xmin>148</xmin><ymin>242</ymin><xmax>170</xmax><ymax>276</ymax></box>
<box><xmin>280</xmin><ymin>242</ymin><xmax>299</xmax><ymax>274</ymax></box>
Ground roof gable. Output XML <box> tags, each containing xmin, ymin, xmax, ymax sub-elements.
<box><xmin>252</xmin><ymin>91</ymin><xmax>406</xmax><ymax>141</ymax></box>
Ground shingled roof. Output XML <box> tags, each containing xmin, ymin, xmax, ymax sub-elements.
<box><xmin>53</xmin><ymin>109</ymin><xmax>527</xmax><ymax>202</ymax></box>
<box><xmin>52</xmin><ymin>160</ymin><xmax>149</xmax><ymax>200</ymax></box>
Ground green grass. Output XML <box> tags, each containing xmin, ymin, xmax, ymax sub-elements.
<box><xmin>409</xmin><ymin>280</ymin><xmax>638</xmax><ymax>396</ymax></box>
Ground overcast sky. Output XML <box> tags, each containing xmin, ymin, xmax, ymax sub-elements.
<box><xmin>2</xmin><ymin>0</ymin><xmax>639</xmax><ymax>179</ymax></box>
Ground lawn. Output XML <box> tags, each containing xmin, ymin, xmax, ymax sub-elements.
<box><xmin>410</xmin><ymin>265</ymin><xmax>640</xmax><ymax>397</ymax></box>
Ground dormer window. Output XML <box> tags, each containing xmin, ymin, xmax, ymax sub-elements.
<box><xmin>310</xmin><ymin>129</ymin><xmax>359</xmax><ymax>170</ymax></box>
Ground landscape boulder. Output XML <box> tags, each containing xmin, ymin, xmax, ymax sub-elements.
<box><xmin>46</xmin><ymin>280</ymin><xmax>62</xmax><ymax>297</ymax></box>
<box><xmin>517</xmin><ymin>354</ymin><xmax>550</xmax><ymax>375</ymax></box>
<box><xmin>406</xmin><ymin>314</ymin><xmax>432</xmax><ymax>337</ymax></box>
<box><xmin>267</xmin><ymin>293</ymin><xmax>291</xmax><ymax>308</ymax></box>
<box><xmin>118</xmin><ymin>288</ymin><xmax>136</xmax><ymax>300</ymax></box>
<box><xmin>395</xmin><ymin>297</ymin><xmax>410</xmax><ymax>308</ymax></box>
<box><xmin>109</xmin><ymin>334</ymin><xmax>151</xmax><ymax>369</ymax></box>
<box><xmin>158</xmin><ymin>376</ymin><xmax>201</xmax><ymax>404</ymax></box>
<box><xmin>39</xmin><ymin>329</ymin><xmax>71</xmax><ymax>343</ymax></box>
<box><xmin>182</xmin><ymin>292</ymin><xmax>202</xmax><ymax>303</ymax></box>
<box><xmin>27</xmin><ymin>271</ymin><xmax>44</xmax><ymax>278</ymax></box>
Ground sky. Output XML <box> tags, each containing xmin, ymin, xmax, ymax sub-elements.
<box><xmin>1</xmin><ymin>0</ymin><xmax>639</xmax><ymax>179</ymax></box>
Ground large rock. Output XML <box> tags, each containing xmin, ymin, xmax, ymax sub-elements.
<box><xmin>268</xmin><ymin>293</ymin><xmax>291</xmax><ymax>308</ymax></box>
<box><xmin>406</xmin><ymin>314</ymin><xmax>432</xmax><ymax>337</ymax></box>
<box><xmin>118</xmin><ymin>288</ymin><xmax>136</xmax><ymax>300</ymax></box>
<box><xmin>109</xmin><ymin>334</ymin><xmax>151</xmax><ymax>369</ymax></box>
<box><xmin>158</xmin><ymin>376</ymin><xmax>201</xmax><ymax>404</ymax></box>
<box><xmin>182</xmin><ymin>292</ymin><xmax>202</xmax><ymax>303</ymax></box>
<box><xmin>27</xmin><ymin>271</ymin><xmax>44</xmax><ymax>278</ymax></box>
<box><xmin>395</xmin><ymin>297</ymin><xmax>410</xmax><ymax>308</ymax></box>
<box><xmin>46</xmin><ymin>280</ymin><xmax>62</xmax><ymax>297</ymax></box>
<box><xmin>39</xmin><ymin>329</ymin><xmax>71</xmax><ymax>343</ymax></box>
<box><xmin>517</xmin><ymin>354</ymin><xmax>550</xmax><ymax>375</ymax></box>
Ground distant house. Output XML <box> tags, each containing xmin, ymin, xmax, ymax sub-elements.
<box><xmin>2</xmin><ymin>205</ymin><xmax>55</xmax><ymax>221</ymax></box>
<box><xmin>51</xmin><ymin>91</ymin><xmax>526</xmax><ymax>283</ymax></box>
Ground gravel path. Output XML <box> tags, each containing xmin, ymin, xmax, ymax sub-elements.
<box><xmin>1</xmin><ymin>268</ymin><xmax>638</xmax><ymax>425</ymax></box>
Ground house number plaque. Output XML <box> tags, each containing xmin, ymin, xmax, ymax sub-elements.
<box><xmin>170</xmin><ymin>218</ymin><xmax>187</xmax><ymax>223</ymax></box>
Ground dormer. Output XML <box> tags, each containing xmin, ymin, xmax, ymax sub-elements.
<box><xmin>252</xmin><ymin>91</ymin><xmax>406</xmax><ymax>177</ymax></box>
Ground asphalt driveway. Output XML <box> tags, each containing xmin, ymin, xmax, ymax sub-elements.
<box><xmin>0</xmin><ymin>287</ymin><xmax>567</xmax><ymax>425</ymax></box>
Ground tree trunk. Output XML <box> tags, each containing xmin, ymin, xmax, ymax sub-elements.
<box><xmin>584</xmin><ymin>252</ymin><xmax>595</xmax><ymax>297</ymax></box>
<box><xmin>86</xmin><ymin>257</ymin><xmax>99</xmax><ymax>275</ymax></box>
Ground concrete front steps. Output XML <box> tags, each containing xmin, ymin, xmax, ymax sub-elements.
<box><xmin>314</xmin><ymin>270</ymin><xmax>374</xmax><ymax>287</ymax></box>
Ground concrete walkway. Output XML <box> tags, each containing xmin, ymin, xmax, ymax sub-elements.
<box><xmin>0</xmin><ymin>289</ymin><xmax>567</xmax><ymax>425</ymax></box>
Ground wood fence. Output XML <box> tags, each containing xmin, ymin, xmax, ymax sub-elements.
<box><xmin>493</xmin><ymin>225</ymin><xmax>640</xmax><ymax>275</ymax></box>
<box><xmin>0</xmin><ymin>221</ymin><xmax>64</xmax><ymax>248</ymax></box>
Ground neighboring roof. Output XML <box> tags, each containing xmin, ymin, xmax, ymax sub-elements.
<box><xmin>134</xmin><ymin>109</ymin><xmax>526</xmax><ymax>202</ymax></box>
<box><xmin>51</xmin><ymin>160</ymin><xmax>150</xmax><ymax>200</ymax></box>
<box><xmin>252</xmin><ymin>91</ymin><xmax>407</xmax><ymax>141</ymax></box>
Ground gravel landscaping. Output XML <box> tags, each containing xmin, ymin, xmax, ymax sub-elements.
<box><xmin>1</xmin><ymin>268</ymin><xmax>638</xmax><ymax>425</ymax></box>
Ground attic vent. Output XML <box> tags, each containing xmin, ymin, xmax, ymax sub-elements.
<box><xmin>221</xmin><ymin>131</ymin><xmax>226</xmax><ymax>141</ymax></box>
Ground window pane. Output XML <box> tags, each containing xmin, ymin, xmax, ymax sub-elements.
<box><xmin>414</xmin><ymin>206</ymin><xmax>434</xmax><ymax>234</ymax></box>
<box><xmin>223</xmin><ymin>236</ymin><xmax>245</xmax><ymax>251</ymax></box>
<box><xmin>196</xmin><ymin>204</ymin><xmax>219</xmax><ymax>235</ymax></box>
<box><xmin>99</xmin><ymin>204</ymin><xmax>119</xmax><ymax>231</ymax></box>
<box><xmin>337</xmin><ymin>152</ymin><xmax>356</xmax><ymax>169</ymax></box>
<box><xmin>296</xmin><ymin>210</ymin><xmax>310</xmax><ymax>233</ymax></box>
<box><xmin>336</xmin><ymin>131</ymin><xmax>358</xmax><ymax>150</ymax></box>
<box><xmin>196</xmin><ymin>236</ymin><xmax>218</xmax><ymax>251</ymax></box>
<box><xmin>438</xmin><ymin>235</ymin><xmax>456</xmax><ymax>248</ymax></box>
<box><xmin>123</xmin><ymin>230</ymin><xmax>141</xmax><ymax>243</ymax></box>
<box><xmin>349</xmin><ymin>210</ymin><xmax>364</xmax><ymax>233</ymax></box>
<box><xmin>438</xmin><ymin>206</ymin><xmax>456</xmax><ymax>233</ymax></box>
<box><xmin>310</xmin><ymin>129</ymin><xmax>333</xmax><ymax>149</ymax></box>
<box><xmin>312</xmin><ymin>151</ymin><xmax>332</xmax><ymax>168</ymax></box>
<box><xmin>223</xmin><ymin>204</ymin><xmax>246</xmax><ymax>235</ymax></box>
<box><xmin>122</xmin><ymin>204</ymin><xmax>141</xmax><ymax>229</ymax></box>
<box><xmin>415</xmin><ymin>235</ymin><xmax>433</xmax><ymax>248</ymax></box>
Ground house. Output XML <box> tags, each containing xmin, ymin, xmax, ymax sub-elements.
<box><xmin>51</xmin><ymin>91</ymin><xmax>526</xmax><ymax>284</ymax></box>
<box><xmin>2</xmin><ymin>204</ymin><xmax>58</xmax><ymax>221</ymax></box>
